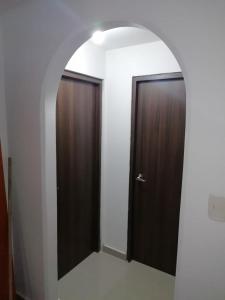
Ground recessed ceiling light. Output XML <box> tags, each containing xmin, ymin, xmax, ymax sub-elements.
<box><xmin>91</xmin><ymin>31</ymin><xmax>105</xmax><ymax>45</ymax></box>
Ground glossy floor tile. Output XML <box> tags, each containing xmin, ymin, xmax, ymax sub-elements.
<box><xmin>58</xmin><ymin>252</ymin><xmax>175</xmax><ymax>300</ymax></box>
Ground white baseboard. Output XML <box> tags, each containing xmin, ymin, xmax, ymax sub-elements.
<box><xmin>102</xmin><ymin>245</ymin><xmax>127</xmax><ymax>260</ymax></box>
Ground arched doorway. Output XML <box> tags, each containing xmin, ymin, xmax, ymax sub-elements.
<box><xmin>41</xmin><ymin>24</ymin><xmax>186</xmax><ymax>298</ymax></box>
<box><xmin>2</xmin><ymin>1</ymin><xmax>224</xmax><ymax>299</ymax></box>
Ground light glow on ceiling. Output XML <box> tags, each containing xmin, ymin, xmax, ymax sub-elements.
<box><xmin>91</xmin><ymin>30</ymin><xmax>105</xmax><ymax>45</ymax></box>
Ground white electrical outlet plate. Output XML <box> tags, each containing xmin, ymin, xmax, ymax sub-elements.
<box><xmin>208</xmin><ymin>195</ymin><xmax>225</xmax><ymax>222</ymax></box>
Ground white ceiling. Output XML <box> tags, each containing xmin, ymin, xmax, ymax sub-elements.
<box><xmin>90</xmin><ymin>27</ymin><xmax>160</xmax><ymax>50</ymax></box>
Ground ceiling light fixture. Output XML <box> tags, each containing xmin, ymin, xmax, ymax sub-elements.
<box><xmin>91</xmin><ymin>30</ymin><xmax>105</xmax><ymax>45</ymax></box>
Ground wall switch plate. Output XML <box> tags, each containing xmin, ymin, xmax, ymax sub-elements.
<box><xmin>208</xmin><ymin>195</ymin><xmax>225</xmax><ymax>222</ymax></box>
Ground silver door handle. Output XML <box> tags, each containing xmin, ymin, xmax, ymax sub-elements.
<box><xmin>136</xmin><ymin>173</ymin><xmax>146</xmax><ymax>183</ymax></box>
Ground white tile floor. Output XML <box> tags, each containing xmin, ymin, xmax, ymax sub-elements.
<box><xmin>58</xmin><ymin>252</ymin><xmax>175</xmax><ymax>300</ymax></box>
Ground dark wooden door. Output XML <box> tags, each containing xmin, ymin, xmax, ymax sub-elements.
<box><xmin>57</xmin><ymin>71</ymin><xmax>102</xmax><ymax>279</ymax></box>
<box><xmin>128</xmin><ymin>73</ymin><xmax>185</xmax><ymax>276</ymax></box>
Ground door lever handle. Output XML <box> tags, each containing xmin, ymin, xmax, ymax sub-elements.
<box><xmin>136</xmin><ymin>173</ymin><xmax>146</xmax><ymax>183</ymax></box>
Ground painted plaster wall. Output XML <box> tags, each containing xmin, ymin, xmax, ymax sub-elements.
<box><xmin>1</xmin><ymin>1</ymin><xmax>225</xmax><ymax>299</ymax></box>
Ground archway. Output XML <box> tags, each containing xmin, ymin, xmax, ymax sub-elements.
<box><xmin>40</xmin><ymin>22</ymin><xmax>188</xmax><ymax>300</ymax></box>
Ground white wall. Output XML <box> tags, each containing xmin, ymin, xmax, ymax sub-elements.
<box><xmin>0</xmin><ymin>26</ymin><xmax>8</xmax><ymax>187</ymax></box>
<box><xmin>102</xmin><ymin>41</ymin><xmax>181</xmax><ymax>253</ymax></box>
<box><xmin>1</xmin><ymin>1</ymin><xmax>225</xmax><ymax>300</ymax></box>
<box><xmin>65</xmin><ymin>40</ymin><xmax>105</xmax><ymax>79</ymax></box>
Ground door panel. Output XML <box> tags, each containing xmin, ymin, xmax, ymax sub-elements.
<box><xmin>57</xmin><ymin>71</ymin><xmax>101</xmax><ymax>279</ymax></box>
<box><xmin>129</xmin><ymin>73</ymin><xmax>185</xmax><ymax>276</ymax></box>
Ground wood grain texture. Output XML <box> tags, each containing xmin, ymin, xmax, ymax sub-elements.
<box><xmin>57</xmin><ymin>71</ymin><xmax>102</xmax><ymax>279</ymax></box>
<box><xmin>128</xmin><ymin>73</ymin><xmax>186</xmax><ymax>276</ymax></box>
